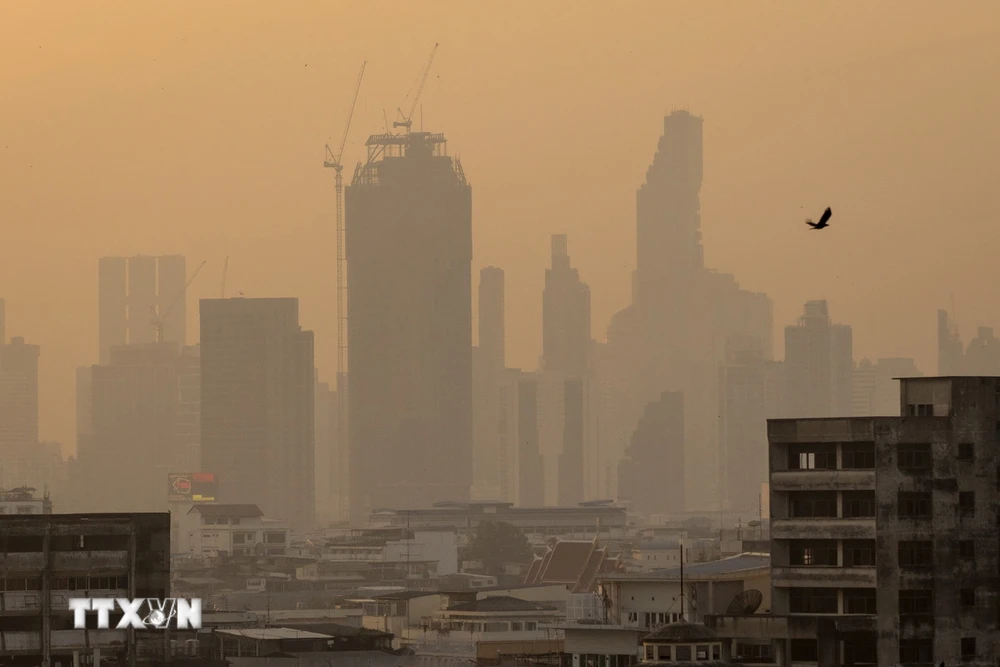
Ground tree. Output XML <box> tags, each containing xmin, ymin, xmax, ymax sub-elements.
<box><xmin>465</xmin><ymin>521</ymin><xmax>532</xmax><ymax>575</ymax></box>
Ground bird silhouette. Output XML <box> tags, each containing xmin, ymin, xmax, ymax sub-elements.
<box><xmin>806</xmin><ymin>207</ymin><xmax>832</xmax><ymax>230</ymax></box>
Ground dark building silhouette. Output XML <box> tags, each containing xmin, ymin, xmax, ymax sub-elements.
<box><xmin>200</xmin><ymin>297</ymin><xmax>315</xmax><ymax>530</ymax></box>
<box><xmin>0</xmin><ymin>300</ymin><xmax>40</xmax><ymax>489</ymax></box>
<box><xmin>633</xmin><ymin>111</ymin><xmax>773</xmax><ymax>509</ymax></box>
<box><xmin>517</xmin><ymin>376</ymin><xmax>544</xmax><ymax>507</ymax></box>
<box><xmin>98</xmin><ymin>255</ymin><xmax>187</xmax><ymax>364</ymax></box>
<box><xmin>473</xmin><ymin>267</ymin><xmax>506</xmax><ymax>499</ymax></box>
<box><xmin>717</xmin><ymin>336</ymin><xmax>783</xmax><ymax>515</ymax></box>
<box><xmin>558</xmin><ymin>377</ymin><xmax>585</xmax><ymax>506</ymax></box>
<box><xmin>937</xmin><ymin>309</ymin><xmax>964</xmax><ymax>375</ymax></box>
<box><xmin>345</xmin><ymin>131</ymin><xmax>472</xmax><ymax>520</ymax></box>
<box><xmin>782</xmin><ymin>300</ymin><xmax>853</xmax><ymax>419</ymax></box>
<box><xmin>542</xmin><ymin>235</ymin><xmax>591</xmax><ymax>377</ymax></box>
<box><xmin>618</xmin><ymin>390</ymin><xmax>685</xmax><ymax>516</ymax></box>
<box><xmin>73</xmin><ymin>342</ymin><xmax>193</xmax><ymax>512</ymax></box>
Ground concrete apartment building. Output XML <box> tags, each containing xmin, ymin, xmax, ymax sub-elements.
<box><xmin>765</xmin><ymin>375</ymin><xmax>999</xmax><ymax>666</ymax></box>
<box><xmin>175</xmin><ymin>503</ymin><xmax>288</xmax><ymax>558</ymax></box>
<box><xmin>0</xmin><ymin>512</ymin><xmax>170</xmax><ymax>667</ymax></box>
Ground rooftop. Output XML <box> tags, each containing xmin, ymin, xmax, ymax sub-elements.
<box><xmin>188</xmin><ymin>504</ymin><xmax>264</xmax><ymax>518</ymax></box>
<box><xmin>214</xmin><ymin>628</ymin><xmax>332</xmax><ymax>641</ymax></box>
<box><xmin>644</xmin><ymin>621</ymin><xmax>718</xmax><ymax>643</ymax></box>
<box><xmin>447</xmin><ymin>596</ymin><xmax>557</xmax><ymax>614</ymax></box>
<box><xmin>602</xmin><ymin>553</ymin><xmax>770</xmax><ymax>582</ymax></box>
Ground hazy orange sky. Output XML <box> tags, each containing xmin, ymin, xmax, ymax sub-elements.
<box><xmin>2</xmin><ymin>1</ymin><xmax>999</xmax><ymax>452</ymax></box>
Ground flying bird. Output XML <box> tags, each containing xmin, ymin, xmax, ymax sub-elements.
<box><xmin>806</xmin><ymin>207</ymin><xmax>832</xmax><ymax>230</ymax></box>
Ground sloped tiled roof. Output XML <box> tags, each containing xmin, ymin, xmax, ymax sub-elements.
<box><xmin>447</xmin><ymin>596</ymin><xmax>556</xmax><ymax>613</ymax></box>
<box><xmin>537</xmin><ymin>540</ymin><xmax>596</xmax><ymax>583</ymax></box>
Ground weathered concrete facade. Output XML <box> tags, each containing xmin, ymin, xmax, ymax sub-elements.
<box><xmin>766</xmin><ymin>376</ymin><xmax>1000</xmax><ymax>666</ymax></box>
<box><xmin>0</xmin><ymin>512</ymin><xmax>170</xmax><ymax>667</ymax></box>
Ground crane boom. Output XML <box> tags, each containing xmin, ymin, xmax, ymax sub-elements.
<box><xmin>152</xmin><ymin>259</ymin><xmax>207</xmax><ymax>343</ymax></box>
<box><xmin>394</xmin><ymin>43</ymin><xmax>439</xmax><ymax>130</ymax></box>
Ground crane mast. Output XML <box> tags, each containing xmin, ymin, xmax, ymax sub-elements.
<box><xmin>324</xmin><ymin>61</ymin><xmax>366</xmax><ymax>518</ymax></box>
<box><xmin>151</xmin><ymin>260</ymin><xmax>206</xmax><ymax>343</ymax></box>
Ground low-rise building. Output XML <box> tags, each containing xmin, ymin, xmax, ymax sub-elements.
<box><xmin>0</xmin><ymin>486</ymin><xmax>52</xmax><ymax>515</ymax></box>
<box><xmin>176</xmin><ymin>504</ymin><xmax>288</xmax><ymax>558</ymax></box>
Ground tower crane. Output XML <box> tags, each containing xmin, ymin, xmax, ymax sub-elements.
<box><xmin>151</xmin><ymin>260</ymin><xmax>206</xmax><ymax>343</ymax></box>
<box><xmin>394</xmin><ymin>43</ymin><xmax>439</xmax><ymax>131</ymax></box>
<box><xmin>323</xmin><ymin>61</ymin><xmax>365</xmax><ymax>395</ymax></box>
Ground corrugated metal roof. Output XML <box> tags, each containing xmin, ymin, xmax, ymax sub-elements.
<box><xmin>215</xmin><ymin>628</ymin><xmax>332</xmax><ymax>640</ymax></box>
<box><xmin>604</xmin><ymin>553</ymin><xmax>770</xmax><ymax>581</ymax></box>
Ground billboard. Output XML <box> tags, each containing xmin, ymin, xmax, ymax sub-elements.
<box><xmin>168</xmin><ymin>472</ymin><xmax>217</xmax><ymax>503</ymax></box>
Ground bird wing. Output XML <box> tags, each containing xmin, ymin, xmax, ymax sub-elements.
<box><xmin>819</xmin><ymin>207</ymin><xmax>832</xmax><ymax>225</ymax></box>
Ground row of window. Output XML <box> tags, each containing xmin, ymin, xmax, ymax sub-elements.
<box><xmin>0</xmin><ymin>576</ymin><xmax>128</xmax><ymax>592</ymax></box>
<box><xmin>785</xmin><ymin>490</ymin><xmax>978</xmax><ymax>518</ymax></box>
<box><xmin>787</xmin><ymin>538</ymin><xmax>981</xmax><ymax>568</ymax></box>
<box><xmin>788</xmin><ymin>586</ymin><xmax>985</xmax><ymax>615</ymax></box>
<box><xmin>788</xmin><ymin>441</ymin><xmax>980</xmax><ymax>472</ymax></box>
<box><xmin>899</xmin><ymin>637</ymin><xmax>978</xmax><ymax>663</ymax></box>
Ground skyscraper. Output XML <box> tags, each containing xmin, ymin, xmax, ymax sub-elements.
<box><xmin>98</xmin><ymin>255</ymin><xmax>187</xmax><ymax>364</ymax></box>
<box><xmin>783</xmin><ymin>300</ymin><xmax>853</xmax><ymax>419</ymax></box>
<box><xmin>200</xmin><ymin>298</ymin><xmax>315</xmax><ymax>530</ymax></box>
<box><xmin>618</xmin><ymin>390</ymin><xmax>685</xmax><ymax>516</ymax></box>
<box><xmin>473</xmin><ymin>267</ymin><xmax>506</xmax><ymax>499</ymax></box>
<box><xmin>345</xmin><ymin>130</ymin><xmax>472</xmax><ymax>520</ymax></box>
<box><xmin>479</xmin><ymin>267</ymin><xmax>505</xmax><ymax>372</ymax></box>
<box><xmin>0</xmin><ymin>300</ymin><xmax>40</xmax><ymax>488</ymax></box>
<box><xmin>542</xmin><ymin>235</ymin><xmax>591</xmax><ymax>377</ymax></box>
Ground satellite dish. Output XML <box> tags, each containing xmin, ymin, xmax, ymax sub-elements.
<box><xmin>747</xmin><ymin>520</ymin><xmax>761</xmax><ymax>528</ymax></box>
<box><xmin>726</xmin><ymin>589</ymin><xmax>763</xmax><ymax>615</ymax></box>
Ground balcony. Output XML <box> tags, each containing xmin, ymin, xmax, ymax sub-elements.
<box><xmin>770</xmin><ymin>470</ymin><xmax>875</xmax><ymax>492</ymax></box>
<box><xmin>0</xmin><ymin>552</ymin><xmax>45</xmax><ymax>571</ymax></box>
<box><xmin>0</xmin><ymin>631</ymin><xmax>41</xmax><ymax>651</ymax></box>
<box><xmin>50</xmin><ymin>629</ymin><xmax>128</xmax><ymax>650</ymax></box>
<box><xmin>53</xmin><ymin>551</ymin><xmax>129</xmax><ymax>571</ymax></box>
<box><xmin>771</xmin><ymin>566</ymin><xmax>876</xmax><ymax>588</ymax></box>
<box><xmin>771</xmin><ymin>518</ymin><xmax>875</xmax><ymax>541</ymax></box>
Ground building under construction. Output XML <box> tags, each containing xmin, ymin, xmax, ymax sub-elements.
<box><xmin>345</xmin><ymin>130</ymin><xmax>472</xmax><ymax>521</ymax></box>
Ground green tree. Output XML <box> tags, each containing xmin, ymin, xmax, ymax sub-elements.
<box><xmin>466</xmin><ymin>521</ymin><xmax>532</xmax><ymax>575</ymax></box>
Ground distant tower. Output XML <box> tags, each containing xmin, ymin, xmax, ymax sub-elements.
<box><xmin>517</xmin><ymin>376</ymin><xmax>544</xmax><ymax>506</ymax></box>
<box><xmin>98</xmin><ymin>255</ymin><xmax>187</xmax><ymax>364</ymax></box>
<box><xmin>0</xmin><ymin>301</ymin><xmax>40</xmax><ymax>488</ymax></box>
<box><xmin>346</xmin><ymin>130</ymin><xmax>473</xmax><ymax>521</ymax></box>
<box><xmin>783</xmin><ymin>300</ymin><xmax>853</xmax><ymax>418</ymax></box>
<box><xmin>937</xmin><ymin>309</ymin><xmax>964</xmax><ymax>375</ymax></box>
<box><xmin>200</xmin><ymin>297</ymin><xmax>315</xmax><ymax>530</ymax></box>
<box><xmin>542</xmin><ymin>235</ymin><xmax>591</xmax><ymax>377</ymax></box>
<box><xmin>479</xmin><ymin>267</ymin><xmax>505</xmax><ymax>371</ymax></box>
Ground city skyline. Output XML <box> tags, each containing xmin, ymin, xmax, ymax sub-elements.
<box><xmin>3</xmin><ymin>2</ymin><xmax>999</xmax><ymax>448</ymax></box>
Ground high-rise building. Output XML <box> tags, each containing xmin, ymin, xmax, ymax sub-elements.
<box><xmin>937</xmin><ymin>309</ymin><xmax>964</xmax><ymax>375</ymax></box>
<box><xmin>473</xmin><ymin>267</ymin><xmax>506</xmax><ymax>500</ymax></box>
<box><xmin>782</xmin><ymin>300</ymin><xmax>853</xmax><ymax>419</ymax></box>
<box><xmin>717</xmin><ymin>336</ymin><xmax>783</xmax><ymax>515</ymax></box>
<box><xmin>200</xmin><ymin>298</ymin><xmax>315</xmax><ymax>530</ymax></box>
<box><xmin>0</xmin><ymin>300</ymin><xmax>40</xmax><ymax>489</ymax></box>
<box><xmin>632</xmin><ymin>111</ymin><xmax>773</xmax><ymax>510</ymax></box>
<box><xmin>558</xmin><ymin>377</ymin><xmax>585</xmax><ymax>506</ymax></box>
<box><xmin>98</xmin><ymin>255</ymin><xmax>187</xmax><ymax>364</ymax></box>
<box><xmin>73</xmin><ymin>342</ymin><xmax>197</xmax><ymax>513</ymax></box>
<box><xmin>517</xmin><ymin>375</ymin><xmax>545</xmax><ymax>507</ymax></box>
<box><xmin>314</xmin><ymin>374</ymin><xmax>341</xmax><ymax>522</ymax></box>
<box><xmin>618</xmin><ymin>391</ymin><xmax>685</xmax><ymax>517</ymax></box>
<box><xmin>768</xmin><ymin>376</ymin><xmax>1000</xmax><ymax>665</ymax></box>
<box><xmin>345</xmin><ymin>130</ymin><xmax>472</xmax><ymax>521</ymax></box>
<box><xmin>852</xmin><ymin>358</ymin><xmax>877</xmax><ymax>417</ymax></box>
<box><xmin>542</xmin><ymin>235</ymin><xmax>591</xmax><ymax>377</ymax></box>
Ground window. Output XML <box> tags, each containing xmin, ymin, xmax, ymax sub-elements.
<box><xmin>958</xmin><ymin>442</ymin><xmax>975</xmax><ymax>461</ymax></box>
<box><xmin>960</xmin><ymin>491</ymin><xmax>975</xmax><ymax>516</ymax></box>
<box><xmin>696</xmin><ymin>645</ymin><xmax>709</xmax><ymax>660</ymax></box>
<box><xmin>843</xmin><ymin>540</ymin><xmax>876</xmax><ymax>567</ymax></box>
<box><xmin>842</xmin><ymin>491</ymin><xmax>876</xmax><ymax>518</ymax></box>
<box><xmin>789</xmin><ymin>444</ymin><xmax>837</xmax><ymax>470</ymax></box>
<box><xmin>960</xmin><ymin>540</ymin><xmax>975</xmax><ymax>560</ymax></box>
<box><xmin>899</xmin><ymin>639</ymin><xmax>933</xmax><ymax>664</ymax></box>
<box><xmin>789</xmin><ymin>492</ymin><xmax>838</xmax><ymax>518</ymax></box>
<box><xmin>674</xmin><ymin>646</ymin><xmax>691</xmax><ymax>661</ymax></box>
<box><xmin>898</xmin><ymin>443</ymin><xmax>932</xmax><ymax>472</ymax></box>
<box><xmin>841</xmin><ymin>443</ymin><xmax>876</xmax><ymax>469</ymax></box>
<box><xmin>898</xmin><ymin>590</ymin><xmax>932</xmax><ymax>616</ymax></box>
<box><xmin>790</xmin><ymin>639</ymin><xmax>818</xmax><ymax>662</ymax></box>
<box><xmin>906</xmin><ymin>403</ymin><xmax>934</xmax><ymax>416</ymax></box>
<box><xmin>898</xmin><ymin>541</ymin><xmax>933</xmax><ymax>568</ymax></box>
<box><xmin>790</xmin><ymin>540</ymin><xmax>838</xmax><ymax>566</ymax></box>
<box><xmin>712</xmin><ymin>645</ymin><xmax>721</xmax><ymax>661</ymax></box>
<box><xmin>789</xmin><ymin>587</ymin><xmax>838</xmax><ymax>614</ymax></box>
<box><xmin>843</xmin><ymin>588</ymin><xmax>876</xmax><ymax>614</ymax></box>
<box><xmin>898</xmin><ymin>492</ymin><xmax>932</xmax><ymax>518</ymax></box>
<box><xmin>735</xmin><ymin>644</ymin><xmax>772</xmax><ymax>662</ymax></box>
<box><xmin>264</xmin><ymin>532</ymin><xmax>285</xmax><ymax>544</ymax></box>
<box><xmin>961</xmin><ymin>637</ymin><xmax>976</xmax><ymax>662</ymax></box>
<box><xmin>960</xmin><ymin>588</ymin><xmax>975</xmax><ymax>607</ymax></box>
